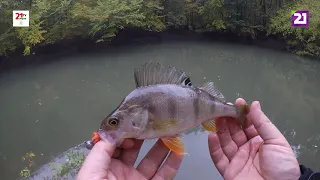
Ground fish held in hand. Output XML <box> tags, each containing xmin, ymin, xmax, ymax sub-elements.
<box><xmin>97</xmin><ymin>62</ymin><xmax>249</xmax><ymax>155</ymax></box>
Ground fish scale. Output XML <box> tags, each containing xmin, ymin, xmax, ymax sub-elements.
<box><xmin>131</xmin><ymin>84</ymin><xmax>234</xmax><ymax>139</ymax></box>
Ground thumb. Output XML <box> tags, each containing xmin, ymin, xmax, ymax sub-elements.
<box><xmin>249</xmin><ymin>101</ymin><xmax>290</xmax><ymax>147</ymax></box>
<box><xmin>78</xmin><ymin>140</ymin><xmax>116</xmax><ymax>179</ymax></box>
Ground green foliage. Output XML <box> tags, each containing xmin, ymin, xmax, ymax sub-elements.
<box><xmin>164</xmin><ymin>0</ymin><xmax>187</xmax><ymax>28</ymax></box>
<box><xmin>19</xmin><ymin>167</ymin><xmax>31</xmax><ymax>178</ymax></box>
<box><xmin>33</xmin><ymin>0</ymin><xmax>86</xmax><ymax>44</ymax></box>
<box><xmin>198</xmin><ymin>0</ymin><xmax>226</xmax><ymax>31</ymax></box>
<box><xmin>0</xmin><ymin>30</ymin><xmax>18</xmax><ymax>56</ymax></box>
<box><xmin>77</xmin><ymin>0</ymin><xmax>146</xmax><ymax>42</ymax></box>
<box><xmin>141</xmin><ymin>0</ymin><xmax>165</xmax><ymax>31</ymax></box>
<box><xmin>0</xmin><ymin>0</ymin><xmax>165</xmax><ymax>54</ymax></box>
<box><xmin>52</xmin><ymin>151</ymin><xmax>85</xmax><ymax>178</ymax></box>
<box><xmin>19</xmin><ymin>151</ymin><xmax>36</xmax><ymax>178</ymax></box>
<box><xmin>18</xmin><ymin>150</ymin><xmax>86</xmax><ymax>179</ymax></box>
<box><xmin>14</xmin><ymin>13</ymin><xmax>46</xmax><ymax>55</ymax></box>
<box><xmin>0</xmin><ymin>0</ymin><xmax>319</xmax><ymax>57</ymax></box>
<box><xmin>268</xmin><ymin>0</ymin><xmax>320</xmax><ymax>57</ymax></box>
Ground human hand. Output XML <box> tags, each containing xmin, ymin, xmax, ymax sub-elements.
<box><xmin>77</xmin><ymin>138</ymin><xmax>183</xmax><ymax>180</ymax></box>
<box><xmin>208</xmin><ymin>98</ymin><xmax>300</xmax><ymax>180</ymax></box>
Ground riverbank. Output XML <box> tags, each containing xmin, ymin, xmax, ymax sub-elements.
<box><xmin>0</xmin><ymin>29</ymin><xmax>294</xmax><ymax>73</ymax></box>
<box><xmin>1</xmin><ymin>0</ymin><xmax>319</xmax><ymax>62</ymax></box>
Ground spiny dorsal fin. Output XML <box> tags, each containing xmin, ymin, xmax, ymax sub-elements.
<box><xmin>199</xmin><ymin>82</ymin><xmax>225</xmax><ymax>101</ymax></box>
<box><xmin>134</xmin><ymin>62</ymin><xmax>191</xmax><ymax>88</ymax></box>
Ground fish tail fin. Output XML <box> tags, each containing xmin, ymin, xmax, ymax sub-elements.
<box><xmin>237</xmin><ymin>104</ymin><xmax>250</xmax><ymax>127</ymax></box>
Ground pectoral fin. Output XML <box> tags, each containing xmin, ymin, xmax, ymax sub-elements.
<box><xmin>202</xmin><ymin>120</ymin><xmax>217</xmax><ymax>132</ymax></box>
<box><xmin>161</xmin><ymin>136</ymin><xmax>187</xmax><ymax>155</ymax></box>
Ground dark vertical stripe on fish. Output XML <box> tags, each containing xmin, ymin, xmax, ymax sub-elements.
<box><xmin>193</xmin><ymin>88</ymin><xmax>201</xmax><ymax>120</ymax></box>
<box><xmin>168</xmin><ymin>98</ymin><xmax>177</xmax><ymax>118</ymax></box>
<box><xmin>209</xmin><ymin>94</ymin><xmax>216</xmax><ymax>114</ymax></box>
<box><xmin>147</xmin><ymin>100</ymin><xmax>156</xmax><ymax>115</ymax></box>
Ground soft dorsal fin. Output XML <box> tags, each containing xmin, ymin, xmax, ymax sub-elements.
<box><xmin>199</xmin><ymin>82</ymin><xmax>225</xmax><ymax>101</ymax></box>
<box><xmin>134</xmin><ymin>62</ymin><xmax>191</xmax><ymax>88</ymax></box>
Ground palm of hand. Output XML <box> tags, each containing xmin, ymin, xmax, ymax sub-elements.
<box><xmin>78</xmin><ymin>139</ymin><xmax>182</xmax><ymax>180</ymax></box>
<box><xmin>106</xmin><ymin>159</ymin><xmax>146</xmax><ymax>179</ymax></box>
<box><xmin>84</xmin><ymin>159</ymin><xmax>145</xmax><ymax>180</ymax></box>
<box><xmin>209</xmin><ymin>100</ymin><xmax>300</xmax><ymax>180</ymax></box>
<box><xmin>229</xmin><ymin>139</ymin><xmax>298</xmax><ymax>180</ymax></box>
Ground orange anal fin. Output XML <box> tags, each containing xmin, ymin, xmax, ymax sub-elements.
<box><xmin>161</xmin><ymin>136</ymin><xmax>187</xmax><ymax>155</ymax></box>
<box><xmin>202</xmin><ymin>120</ymin><xmax>217</xmax><ymax>132</ymax></box>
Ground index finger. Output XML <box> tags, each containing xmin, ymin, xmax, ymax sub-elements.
<box><xmin>152</xmin><ymin>151</ymin><xmax>184</xmax><ymax>180</ymax></box>
<box><xmin>119</xmin><ymin>139</ymin><xmax>144</xmax><ymax>166</ymax></box>
<box><xmin>136</xmin><ymin>139</ymin><xmax>170</xmax><ymax>179</ymax></box>
<box><xmin>77</xmin><ymin>141</ymin><xmax>115</xmax><ymax>179</ymax></box>
<box><xmin>249</xmin><ymin>101</ymin><xmax>291</xmax><ymax>147</ymax></box>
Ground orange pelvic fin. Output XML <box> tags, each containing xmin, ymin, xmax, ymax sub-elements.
<box><xmin>202</xmin><ymin>120</ymin><xmax>217</xmax><ymax>132</ymax></box>
<box><xmin>161</xmin><ymin>136</ymin><xmax>187</xmax><ymax>155</ymax></box>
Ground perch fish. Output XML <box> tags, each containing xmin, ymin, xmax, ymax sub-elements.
<box><xmin>94</xmin><ymin>62</ymin><xmax>249</xmax><ymax>155</ymax></box>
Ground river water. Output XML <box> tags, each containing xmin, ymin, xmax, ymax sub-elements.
<box><xmin>0</xmin><ymin>40</ymin><xmax>320</xmax><ymax>180</ymax></box>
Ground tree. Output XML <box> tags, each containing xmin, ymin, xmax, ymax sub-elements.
<box><xmin>269</xmin><ymin>0</ymin><xmax>320</xmax><ymax>56</ymax></box>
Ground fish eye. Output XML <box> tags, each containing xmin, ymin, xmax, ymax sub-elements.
<box><xmin>108</xmin><ymin>118</ymin><xmax>119</xmax><ymax>126</ymax></box>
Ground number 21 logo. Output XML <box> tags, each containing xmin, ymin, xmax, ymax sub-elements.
<box><xmin>292</xmin><ymin>10</ymin><xmax>309</xmax><ymax>27</ymax></box>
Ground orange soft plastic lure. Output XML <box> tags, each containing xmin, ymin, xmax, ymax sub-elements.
<box><xmin>92</xmin><ymin>131</ymin><xmax>101</xmax><ymax>144</ymax></box>
<box><xmin>85</xmin><ymin>131</ymin><xmax>101</xmax><ymax>150</ymax></box>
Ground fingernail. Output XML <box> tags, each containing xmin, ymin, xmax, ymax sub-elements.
<box><xmin>256</xmin><ymin>101</ymin><xmax>261</xmax><ymax>109</ymax></box>
<box><xmin>250</xmin><ymin>136</ymin><xmax>264</xmax><ymax>152</ymax></box>
<box><xmin>211</xmin><ymin>132</ymin><xmax>217</xmax><ymax>136</ymax></box>
<box><xmin>252</xmin><ymin>135</ymin><xmax>263</xmax><ymax>143</ymax></box>
<box><xmin>209</xmin><ymin>132</ymin><xmax>218</xmax><ymax>139</ymax></box>
<box><xmin>253</xmin><ymin>101</ymin><xmax>261</xmax><ymax>110</ymax></box>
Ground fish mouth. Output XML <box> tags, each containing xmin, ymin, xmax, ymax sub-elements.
<box><xmin>97</xmin><ymin>129</ymin><xmax>124</xmax><ymax>147</ymax></box>
<box><xmin>97</xmin><ymin>129</ymin><xmax>116</xmax><ymax>145</ymax></box>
